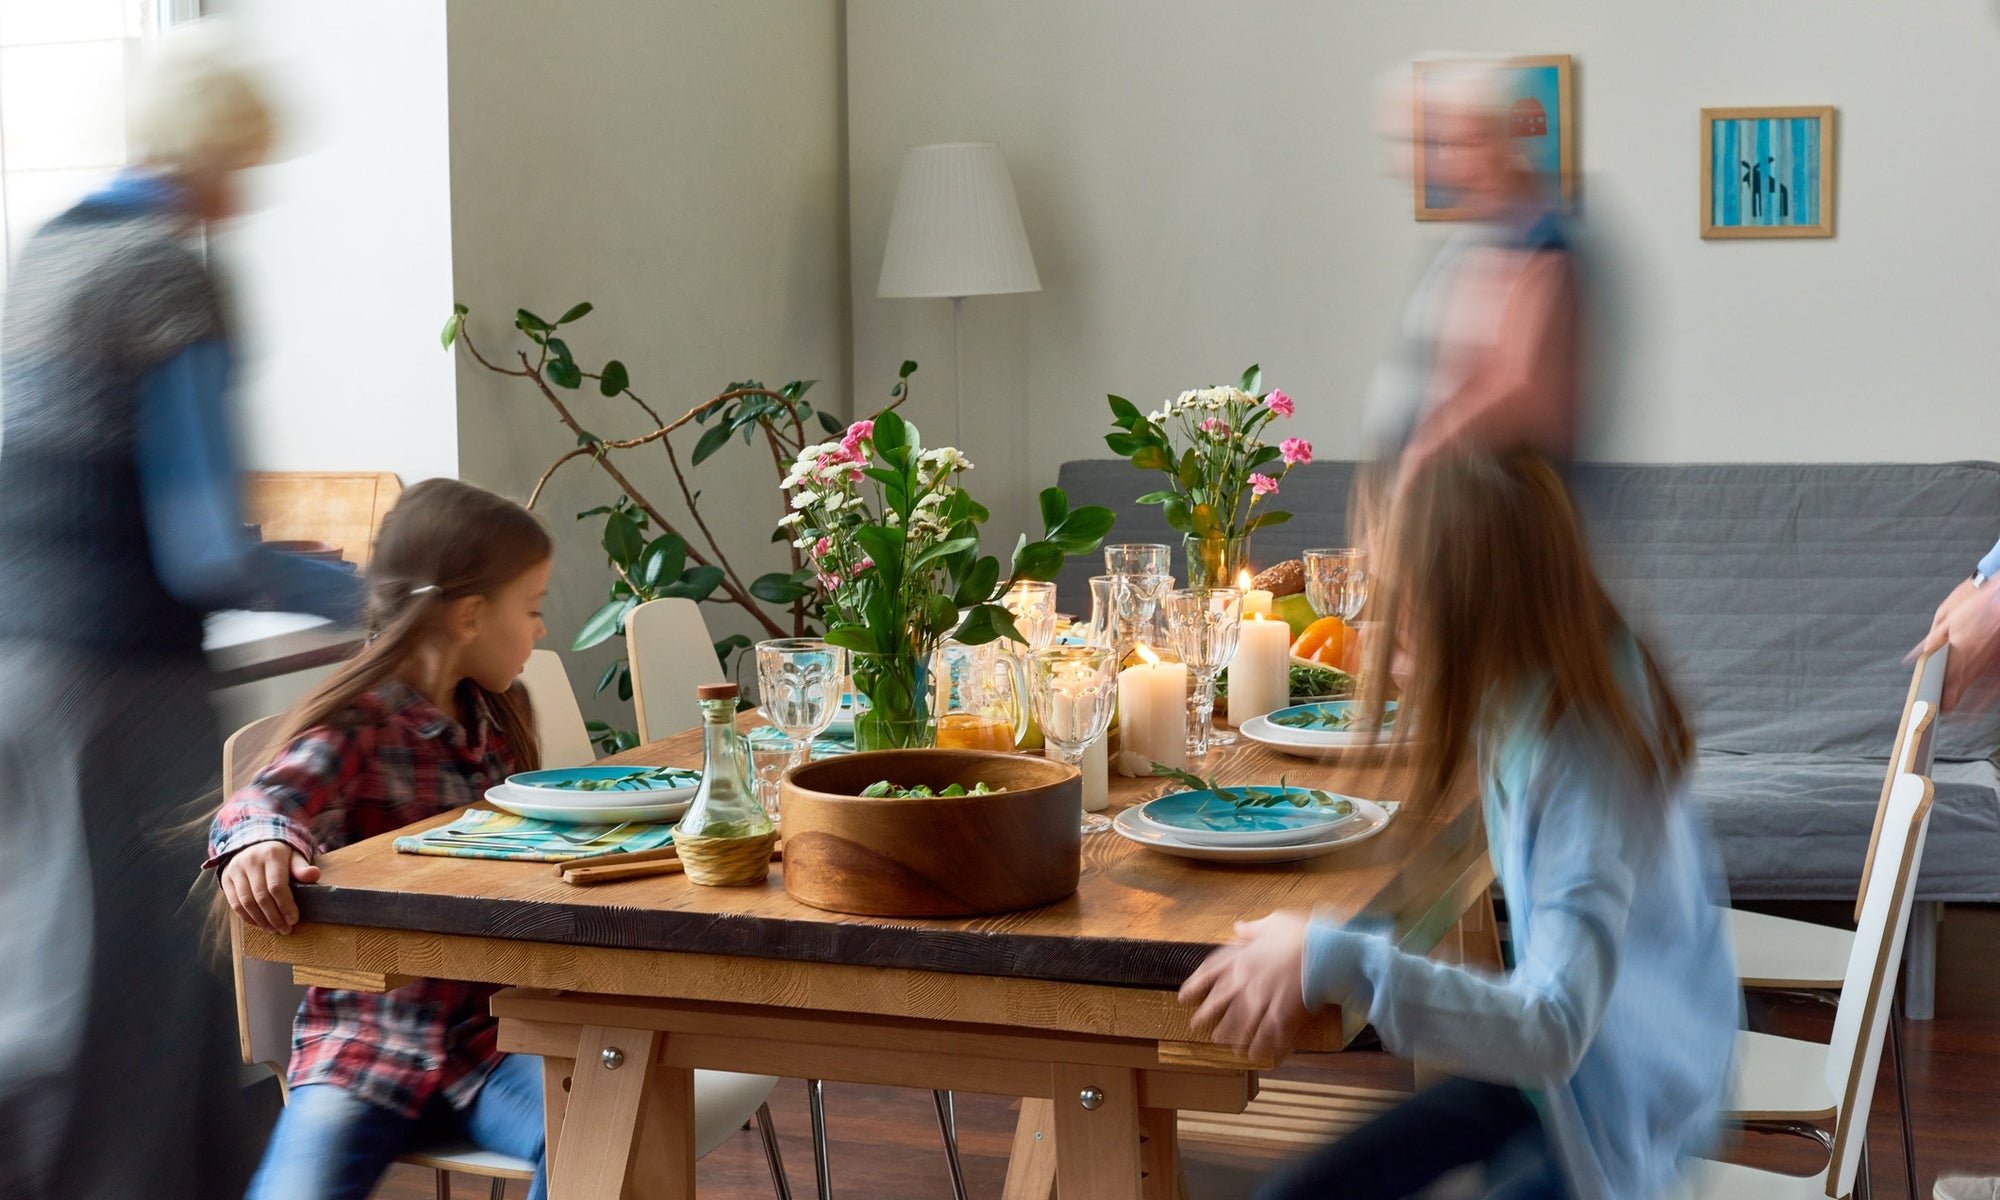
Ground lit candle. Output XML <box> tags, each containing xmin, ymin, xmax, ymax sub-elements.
<box><xmin>1055</xmin><ymin>737</ymin><xmax>1111</xmax><ymax>813</ymax></box>
<box><xmin>1238</xmin><ymin>568</ymin><xmax>1273</xmax><ymax>619</ymax></box>
<box><xmin>1227</xmin><ymin>613</ymin><xmax>1291</xmax><ymax>726</ymax></box>
<box><xmin>1115</xmin><ymin>643</ymin><xmax>1187</xmax><ymax>776</ymax></box>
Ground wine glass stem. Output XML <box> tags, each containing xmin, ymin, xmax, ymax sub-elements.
<box><xmin>1190</xmin><ymin>675</ymin><xmax>1218</xmax><ymax>756</ymax></box>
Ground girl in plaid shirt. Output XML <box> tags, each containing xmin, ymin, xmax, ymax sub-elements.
<box><xmin>210</xmin><ymin>479</ymin><xmax>554</xmax><ymax>1200</ymax></box>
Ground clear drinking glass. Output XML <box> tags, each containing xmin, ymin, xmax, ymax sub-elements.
<box><xmin>1104</xmin><ymin>543</ymin><xmax>1172</xmax><ymax>580</ymax></box>
<box><xmin>1026</xmin><ymin>645</ymin><xmax>1120</xmax><ymax>834</ymax></box>
<box><xmin>1088</xmin><ymin>572</ymin><xmax>1169</xmax><ymax>660</ymax></box>
<box><xmin>1164</xmin><ymin>587</ymin><xmax>1243</xmax><ymax>757</ymax></box>
<box><xmin>1001</xmin><ymin>580</ymin><xmax>1060</xmax><ymax>651</ymax></box>
<box><xmin>754</xmin><ymin>638</ymin><xmax>846</xmax><ymax>813</ymax></box>
<box><xmin>1304</xmin><ymin>547</ymin><xmax>1370</xmax><ymax>622</ymax></box>
<box><xmin>747</xmin><ymin>731</ymin><xmax>795</xmax><ymax>818</ymax></box>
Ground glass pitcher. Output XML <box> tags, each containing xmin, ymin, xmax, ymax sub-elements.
<box><xmin>934</xmin><ymin>638</ymin><xmax>1030</xmax><ymax>751</ymax></box>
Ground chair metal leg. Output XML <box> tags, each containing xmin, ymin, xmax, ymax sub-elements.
<box><xmin>1890</xmin><ymin>994</ymin><xmax>1919</xmax><ymax>1200</ymax></box>
<box><xmin>807</xmin><ymin>1078</ymin><xmax>833</xmax><ymax>1200</ymax></box>
<box><xmin>435</xmin><ymin>1169</ymin><xmax>452</xmax><ymax>1200</ymax></box>
<box><xmin>755</xmin><ymin>1101</ymin><xmax>794</xmax><ymax>1200</ymax></box>
<box><xmin>932</xmin><ymin>1089</ymin><xmax>971</xmax><ymax>1200</ymax></box>
<box><xmin>1857</xmin><ymin>1140</ymin><xmax>1872</xmax><ymax>1200</ymax></box>
<box><xmin>1903</xmin><ymin>901</ymin><xmax>1938</xmax><ymax>1020</ymax></box>
<box><xmin>1737</xmin><ymin>1119</ymin><xmax>1834</xmax><ymax>1152</ymax></box>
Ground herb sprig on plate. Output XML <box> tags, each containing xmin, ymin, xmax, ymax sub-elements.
<box><xmin>1216</xmin><ymin>662</ymin><xmax>1355</xmax><ymax>701</ymax></box>
<box><xmin>1270</xmin><ymin>705</ymin><xmax>1393</xmax><ymax>733</ymax></box>
<box><xmin>1148</xmin><ymin>763</ymin><xmax>1354</xmax><ymax>815</ymax></box>
<box><xmin>546</xmin><ymin>767</ymin><xmax>700</xmax><ymax>792</ymax></box>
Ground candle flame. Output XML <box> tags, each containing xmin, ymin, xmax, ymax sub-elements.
<box><xmin>1248</xmin><ymin>611</ymin><xmax>1266</xmax><ymax>621</ymax></box>
<box><xmin>1237</xmin><ymin>568</ymin><xmax>1255</xmax><ymax>589</ymax></box>
<box><xmin>1135</xmin><ymin>642</ymin><xmax>1161</xmax><ymax>666</ymax></box>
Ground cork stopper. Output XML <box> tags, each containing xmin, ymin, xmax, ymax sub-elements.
<box><xmin>696</xmin><ymin>682</ymin><xmax>740</xmax><ymax>700</ymax></box>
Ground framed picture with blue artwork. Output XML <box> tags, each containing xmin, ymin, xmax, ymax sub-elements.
<box><xmin>1413</xmin><ymin>54</ymin><xmax>1576</xmax><ymax>221</ymax></box>
<box><xmin>1701</xmin><ymin>106</ymin><xmax>1835</xmax><ymax>239</ymax></box>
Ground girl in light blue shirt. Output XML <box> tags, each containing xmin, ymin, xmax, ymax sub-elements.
<box><xmin>1182</xmin><ymin>452</ymin><xmax>1738</xmax><ymax>1200</ymax></box>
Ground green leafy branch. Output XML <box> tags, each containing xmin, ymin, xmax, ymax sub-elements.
<box><xmin>1104</xmin><ymin>363</ymin><xmax>1299</xmax><ymax>539</ymax></box>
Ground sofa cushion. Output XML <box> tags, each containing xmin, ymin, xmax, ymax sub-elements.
<box><xmin>1690</xmin><ymin>751</ymin><xmax>2000</xmax><ymax>901</ymax></box>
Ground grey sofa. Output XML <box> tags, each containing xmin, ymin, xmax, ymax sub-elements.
<box><xmin>1056</xmin><ymin>458</ymin><xmax>2000</xmax><ymax>910</ymax></box>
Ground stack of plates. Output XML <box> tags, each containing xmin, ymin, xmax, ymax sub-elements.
<box><xmin>485</xmin><ymin>766</ymin><xmax>701</xmax><ymax>825</ymax></box>
<box><xmin>1112</xmin><ymin>785</ymin><xmax>1396</xmax><ymax>863</ymax></box>
<box><xmin>1240</xmin><ymin>700</ymin><xmax>1399</xmax><ymax>758</ymax></box>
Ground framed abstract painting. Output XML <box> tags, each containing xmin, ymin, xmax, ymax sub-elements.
<box><xmin>1701</xmin><ymin>106</ymin><xmax>1835</xmax><ymax>239</ymax></box>
<box><xmin>1413</xmin><ymin>54</ymin><xmax>1576</xmax><ymax>221</ymax></box>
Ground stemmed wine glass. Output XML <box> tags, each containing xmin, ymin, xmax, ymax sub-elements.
<box><xmin>1087</xmin><ymin>573</ymin><xmax>1169</xmax><ymax>660</ymax></box>
<box><xmin>1001</xmin><ymin>580</ymin><xmax>1060</xmax><ymax>651</ymax></box>
<box><xmin>755</xmin><ymin>638</ymin><xmax>846</xmax><ymax>817</ymax></box>
<box><xmin>1303</xmin><ymin>548</ymin><xmax>1370</xmax><ymax>623</ymax></box>
<box><xmin>1103</xmin><ymin>543</ymin><xmax>1171</xmax><ymax>579</ymax></box>
<box><xmin>1026</xmin><ymin>645</ymin><xmax>1121</xmax><ymax>833</ymax></box>
<box><xmin>1164</xmin><ymin>587</ymin><xmax>1242</xmax><ymax>757</ymax></box>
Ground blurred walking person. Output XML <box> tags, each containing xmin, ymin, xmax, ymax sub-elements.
<box><xmin>0</xmin><ymin>22</ymin><xmax>361</xmax><ymax>1199</ymax></box>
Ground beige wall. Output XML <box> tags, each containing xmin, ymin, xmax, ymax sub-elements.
<box><xmin>848</xmin><ymin>1</ymin><xmax>2000</xmax><ymax>549</ymax></box>
<box><xmin>221</xmin><ymin>0</ymin><xmax>459</xmax><ymax>485</ymax></box>
<box><xmin>448</xmin><ymin>0</ymin><xmax>849</xmax><ymax>723</ymax></box>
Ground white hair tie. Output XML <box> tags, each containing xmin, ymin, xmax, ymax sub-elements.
<box><xmin>410</xmin><ymin>584</ymin><xmax>441</xmax><ymax>598</ymax></box>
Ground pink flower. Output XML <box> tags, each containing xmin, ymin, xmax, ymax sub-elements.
<box><xmin>1251</xmin><ymin>473</ymin><xmax>1280</xmax><ymax>497</ymax></box>
<box><xmin>1265</xmin><ymin>389</ymin><xmax>1294</xmax><ymax>418</ymax></box>
<box><xmin>857</xmin><ymin>557</ymin><xmax>875</xmax><ymax>572</ymax></box>
<box><xmin>849</xmin><ymin>468</ymin><xmax>865</xmax><ymax>483</ymax></box>
<box><xmin>813</xmin><ymin>536</ymin><xmax>831</xmax><ymax>559</ymax></box>
<box><xmin>1280</xmin><ymin>437</ymin><xmax>1313</xmax><ymax>466</ymax></box>
<box><xmin>840</xmin><ymin>419</ymin><xmax>875</xmax><ymax>454</ymax></box>
<box><xmin>820</xmin><ymin>573</ymin><xmax>842</xmax><ymax>590</ymax></box>
<box><xmin>1200</xmin><ymin>417</ymin><xmax>1231</xmax><ymax>439</ymax></box>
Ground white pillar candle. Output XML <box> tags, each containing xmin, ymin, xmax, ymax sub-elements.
<box><xmin>1055</xmin><ymin>737</ymin><xmax>1111</xmax><ymax>813</ymax></box>
<box><xmin>1227</xmin><ymin>613</ymin><xmax>1292</xmax><ymax>726</ymax></box>
<box><xmin>1115</xmin><ymin>644</ymin><xmax>1187</xmax><ymax>775</ymax></box>
<box><xmin>1236</xmin><ymin>569</ymin><xmax>1272</xmax><ymax>619</ymax></box>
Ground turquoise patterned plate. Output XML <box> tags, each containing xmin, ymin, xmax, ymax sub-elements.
<box><xmin>1137</xmin><ymin>787</ymin><xmax>1362</xmax><ymax>847</ymax></box>
<box><xmin>507</xmin><ymin>766</ymin><xmax>701</xmax><ymax>793</ymax></box>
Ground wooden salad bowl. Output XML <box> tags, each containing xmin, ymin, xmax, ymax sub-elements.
<box><xmin>780</xmin><ymin>749</ymin><xmax>1082</xmax><ymax>917</ymax></box>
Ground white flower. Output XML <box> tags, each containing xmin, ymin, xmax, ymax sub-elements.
<box><xmin>842</xmin><ymin>495</ymin><xmax>868</xmax><ymax>510</ymax></box>
<box><xmin>777</xmin><ymin>512</ymin><xmax>805</xmax><ymax>528</ymax></box>
<box><xmin>790</xmin><ymin>490</ymin><xmax>820</xmax><ymax>510</ymax></box>
<box><xmin>1148</xmin><ymin>407</ymin><xmax>1169</xmax><ymax>423</ymax></box>
<box><xmin>791</xmin><ymin>535</ymin><xmax>814</xmax><ymax>549</ymax></box>
<box><xmin>885</xmin><ymin>511</ymin><xmax>902</xmax><ymax>526</ymax></box>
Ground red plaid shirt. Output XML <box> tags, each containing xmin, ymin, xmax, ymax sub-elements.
<box><xmin>208</xmin><ymin>679</ymin><xmax>520</xmax><ymax>1118</ymax></box>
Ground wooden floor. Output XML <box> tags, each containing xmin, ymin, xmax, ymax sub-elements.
<box><xmin>373</xmin><ymin>905</ymin><xmax>1999</xmax><ymax>1200</ymax></box>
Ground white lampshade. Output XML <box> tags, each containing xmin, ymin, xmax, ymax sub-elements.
<box><xmin>877</xmin><ymin>142</ymin><xmax>1041</xmax><ymax>299</ymax></box>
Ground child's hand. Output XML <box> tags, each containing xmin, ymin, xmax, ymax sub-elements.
<box><xmin>220</xmin><ymin>841</ymin><xmax>322</xmax><ymax>935</ymax></box>
<box><xmin>1178</xmin><ymin>912</ymin><xmax>1313</xmax><ymax>1063</ymax></box>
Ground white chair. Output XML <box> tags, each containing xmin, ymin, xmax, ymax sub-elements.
<box><xmin>625</xmin><ymin>597</ymin><xmax>726</xmax><ymax>742</ymax></box>
<box><xmin>222</xmin><ymin>717</ymin><xmax>794</xmax><ymax>1199</ymax></box>
<box><xmin>1695</xmin><ymin>772</ymin><xmax>1936</xmax><ymax>1200</ymax></box>
<box><xmin>519</xmin><ymin>648</ymin><xmax>599</xmax><ymax>768</ymax></box>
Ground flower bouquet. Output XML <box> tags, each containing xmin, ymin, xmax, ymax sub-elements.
<box><xmin>781</xmin><ymin>411</ymin><xmax>1115</xmax><ymax>749</ymax></box>
<box><xmin>1103</xmin><ymin>365</ymin><xmax>1312</xmax><ymax>585</ymax></box>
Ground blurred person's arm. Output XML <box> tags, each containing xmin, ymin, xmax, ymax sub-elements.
<box><xmin>134</xmin><ymin>341</ymin><xmax>365</xmax><ymax>623</ymax></box>
<box><xmin>1295</xmin><ymin>755</ymin><xmax>1642</xmax><ymax>1082</ymax></box>
<box><xmin>1912</xmin><ymin>533</ymin><xmax>2000</xmax><ymax>710</ymax></box>
<box><xmin>1404</xmin><ymin>249</ymin><xmax>1578</xmax><ymax>470</ymax></box>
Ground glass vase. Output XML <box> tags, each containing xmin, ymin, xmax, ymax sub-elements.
<box><xmin>850</xmin><ymin>649</ymin><xmax>937</xmax><ymax>750</ymax></box>
<box><xmin>1183</xmin><ymin>532</ymin><xmax>1252</xmax><ymax>589</ymax></box>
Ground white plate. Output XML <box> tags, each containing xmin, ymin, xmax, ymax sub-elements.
<box><xmin>1240</xmin><ymin>702</ymin><xmax>1399</xmax><ymax>757</ymax></box>
<box><xmin>1132</xmin><ymin>787</ymin><xmax>1364</xmax><ymax>847</ymax></box>
<box><xmin>1112</xmin><ymin>799</ymin><xmax>1396</xmax><ymax>863</ymax></box>
<box><xmin>484</xmin><ymin>782</ymin><xmax>691</xmax><ymax>826</ymax></box>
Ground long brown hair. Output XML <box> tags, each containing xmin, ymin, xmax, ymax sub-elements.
<box><xmin>1361</xmin><ymin>451</ymin><xmax>1692</xmax><ymax>798</ymax></box>
<box><xmin>258</xmin><ymin>478</ymin><xmax>553</xmax><ymax>775</ymax></box>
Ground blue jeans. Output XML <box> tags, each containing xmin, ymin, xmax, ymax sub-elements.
<box><xmin>1253</xmin><ymin>1077</ymin><xmax>1562</xmax><ymax>1200</ymax></box>
<box><xmin>245</xmin><ymin>1053</ymin><xmax>547</xmax><ymax>1200</ymax></box>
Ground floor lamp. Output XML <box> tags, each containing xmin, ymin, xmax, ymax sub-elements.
<box><xmin>876</xmin><ymin>142</ymin><xmax>1041</xmax><ymax>449</ymax></box>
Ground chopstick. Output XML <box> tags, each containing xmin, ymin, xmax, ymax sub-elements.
<box><xmin>554</xmin><ymin>841</ymin><xmax>783</xmax><ymax>886</ymax></box>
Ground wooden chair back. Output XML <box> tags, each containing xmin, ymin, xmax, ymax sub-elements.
<box><xmin>222</xmin><ymin>715</ymin><xmax>310</xmax><ymax>1082</ymax></box>
<box><xmin>1857</xmin><ymin>647</ymin><xmax>1946</xmax><ymax>922</ymax></box>
<box><xmin>625</xmin><ymin>597</ymin><xmax>724</xmax><ymax>743</ymax></box>
<box><xmin>243</xmin><ymin>471</ymin><xmax>403</xmax><ymax>568</ymax></box>
<box><xmin>1824</xmin><ymin>771</ymin><xmax>1935</xmax><ymax>1200</ymax></box>
<box><xmin>520</xmin><ymin>649</ymin><xmax>597</xmax><ymax>769</ymax></box>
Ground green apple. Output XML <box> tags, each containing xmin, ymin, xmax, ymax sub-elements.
<box><xmin>1273</xmin><ymin>594</ymin><xmax>1316</xmax><ymax>642</ymax></box>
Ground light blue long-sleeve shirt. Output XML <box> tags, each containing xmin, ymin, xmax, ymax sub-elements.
<box><xmin>1303</xmin><ymin>657</ymin><xmax>1739</xmax><ymax>1200</ymax></box>
<box><xmin>91</xmin><ymin>168</ymin><xmax>363</xmax><ymax>624</ymax></box>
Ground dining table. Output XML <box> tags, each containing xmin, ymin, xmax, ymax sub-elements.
<box><xmin>238</xmin><ymin>716</ymin><xmax>1498</xmax><ymax>1200</ymax></box>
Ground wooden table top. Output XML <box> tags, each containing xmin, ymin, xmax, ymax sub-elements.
<box><xmin>289</xmin><ymin>719</ymin><xmax>1485</xmax><ymax>992</ymax></box>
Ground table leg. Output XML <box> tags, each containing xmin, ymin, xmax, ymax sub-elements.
<box><xmin>1139</xmin><ymin>1108</ymin><xmax>1184</xmax><ymax>1200</ymax></box>
<box><xmin>1052</xmin><ymin>1064</ymin><xmax>1142</xmax><ymax>1199</ymax></box>
<box><xmin>548</xmin><ymin>1025</ymin><xmax>680</xmax><ymax>1200</ymax></box>
<box><xmin>1002</xmin><ymin>1098</ymin><xmax>1057</xmax><ymax>1200</ymax></box>
<box><xmin>629</xmin><ymin>1059</ymin><xmax>697</xmax><ymax>1200</ymax></box>
<box><xmin>543</xmin><ymin>1056</ymin><xmax>574</xmax><ymax>1175</ymax></box>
